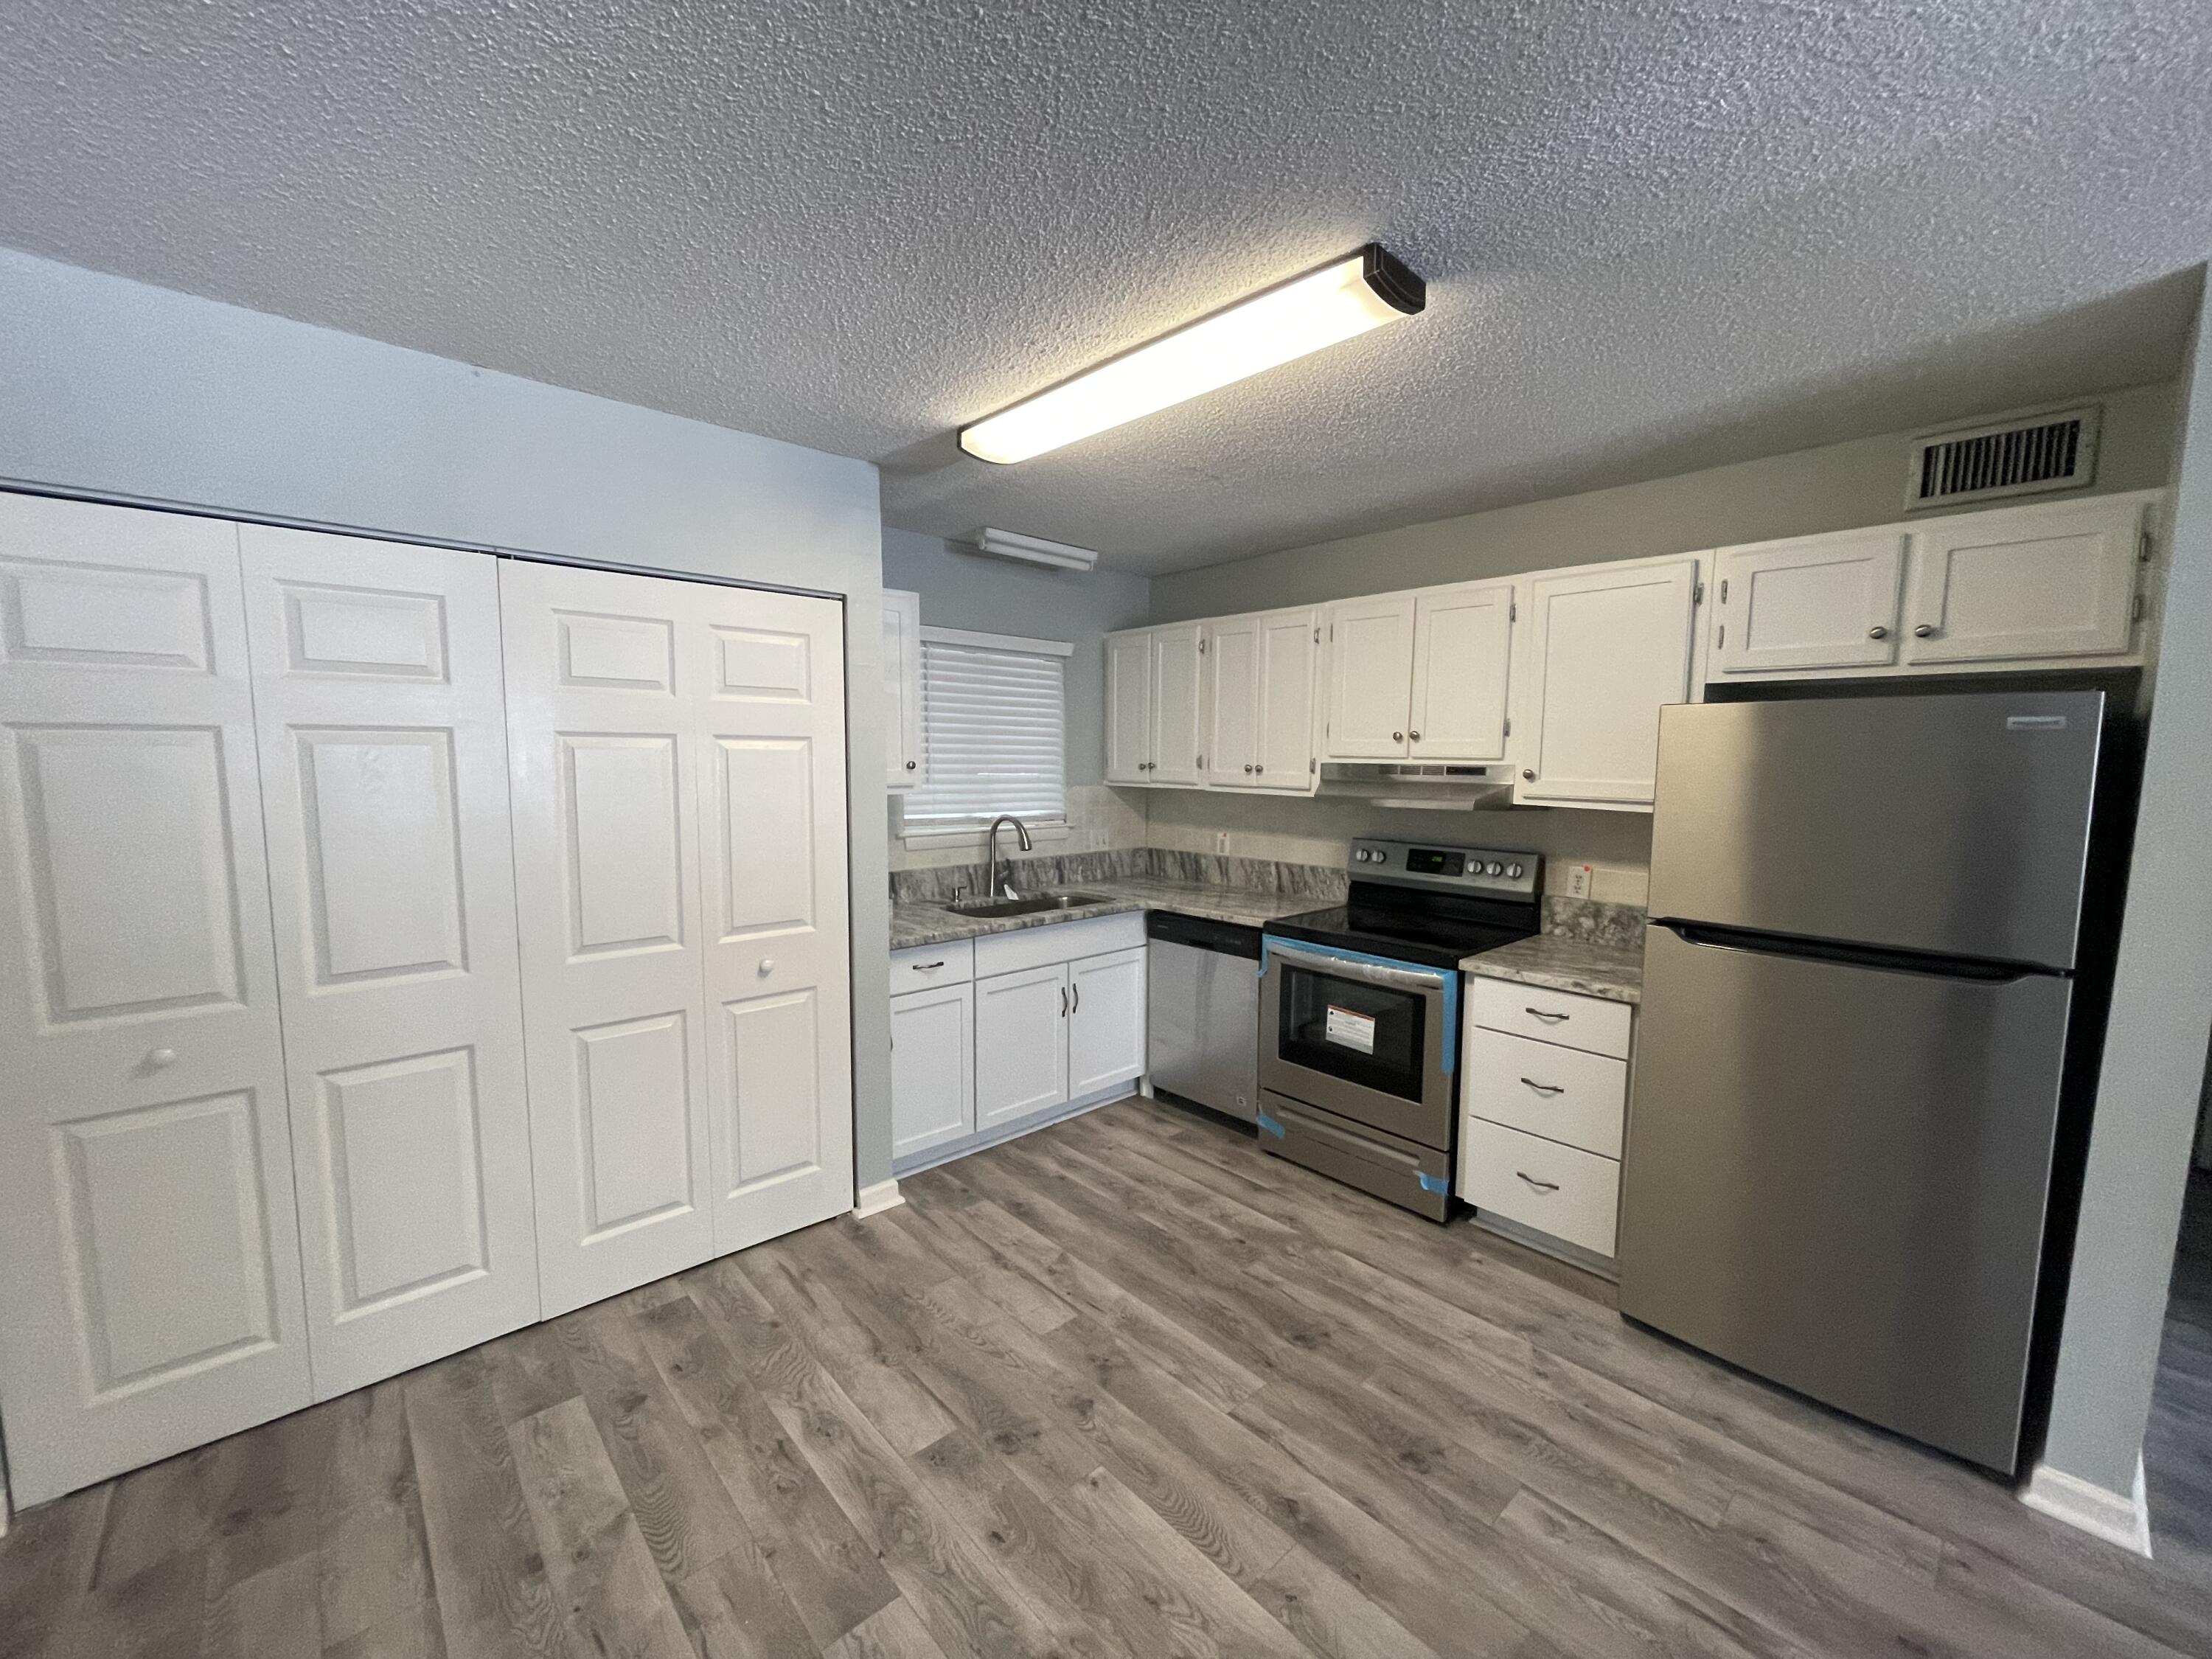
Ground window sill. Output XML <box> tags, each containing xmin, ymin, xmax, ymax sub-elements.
<box><xmin>897</xmin><ymin>820</ymin><xmax>1074</xmax><ymax>852</ymax></box>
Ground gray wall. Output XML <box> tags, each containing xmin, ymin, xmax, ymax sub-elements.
<box><xmin>882</xmin><ymin>528</ymin><xmax>1151</xmax><ymax>788</ymax></box>
<box><xmin>2039</xmin><ymin>283</ymin><xmax>2212</xmax><ymax>1502</ymax></box>
<box><xmin>0</xmin><ymin>246</ymin><xmax>900</xmax><ymax>1190</ymax></box>
<box><xmin>1150</xmin><ymin>380</ymin><xmax>2179</xmax><ymax>622</ymax></box>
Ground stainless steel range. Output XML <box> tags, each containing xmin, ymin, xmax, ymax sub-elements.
<box><xmin>1260</xmin><ymin>839</ymin><xmax>1540</xmax><ymax>1220</ymax></box>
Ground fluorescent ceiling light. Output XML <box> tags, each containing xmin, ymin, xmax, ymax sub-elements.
<box><xmin>959</xmin><ymin>243</ymin><xmax>1426</xmax><ymax>465</ymax></box>
<box><xmin>967</xmin><ymin>528</ymin><xmax>1100</xmax><ymax>571</ymax></box>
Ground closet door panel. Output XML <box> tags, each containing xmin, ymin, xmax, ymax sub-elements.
<box><xmin>240</xmin><ymin>526</ymin><xmax>539</xmax><ymax>1396</ymax></box>
<box><xmin>0</xmin><ymin>493</ymin><xmax>312</xmax><ymax>1506</ymax></box>
<box><xmin>501</xmin><ymin>560</ymin><xmax>713</xmax><ymax>1315</ymax></box>
<box><xmin>696</xmin><ymin>588</ymin><xmax>853</xmax><ymax>1253</ymax></box>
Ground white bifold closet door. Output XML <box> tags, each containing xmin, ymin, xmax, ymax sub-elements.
<box><xmin>0</xmin><ymin>494</ymin><xmax>313</xmax><ymax>1505</ymax></box>
<box><xmin>237</xmin><ymin>525</ymin><xmax>540</xmax><ymax>1397</ymax></box>
<box><xmin>500</xmin><ymin>561</ymin><xmax>852</xmax><ymax>1316</ymax></box>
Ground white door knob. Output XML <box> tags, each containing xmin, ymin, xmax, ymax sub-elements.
<box><xmin>757</xmin><ymin>957</ymin><xmax>775</xmax><ymax>975</ymax></box>
<box><xmin>147</xmin><ymin>1047</ymin><xmax>178</xmax><ymax>1070</ymax></box>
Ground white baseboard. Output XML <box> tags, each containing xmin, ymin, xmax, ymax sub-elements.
<box><xmin>851</xmin><ymin>1178</ymin><xmax>905</xmax><ymax>1219</ymax></box>
<box><xmin>2020</xmin><ymin>1455</ymin><xmax>2152</xmax><ymax>1558</ymax></box>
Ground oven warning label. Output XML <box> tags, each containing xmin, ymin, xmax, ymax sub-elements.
<box><xmin>1324</xmin><ymin>1005</ymin><xmax>1377</xmax><ymax>1054</ymax></box>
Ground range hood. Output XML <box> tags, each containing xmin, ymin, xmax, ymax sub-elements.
<box><xmin>1315</xmin><ymin>762</ymin><xmax>1520</xmax><ymax>810</ymax></box>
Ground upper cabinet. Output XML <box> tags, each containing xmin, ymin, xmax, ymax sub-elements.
<box><xmin>1711</xmin><ymin>529</ymin><xmax>1906</xmax><ymax>674</ymax></box>
<box><xmin>1206</xmin><ymin>608</ymin><xmax>1320</xmax><ymax>791</ymax></box>
<box><xmin>883</xmin><ymin>588</ymin><xmax>925</xmax><ymax>788</ymax></box>
<box><xmin>1513</xmin><ymin>554</ymin><xmax>1704</xmax><ymax>810</ymax></box>
<box><xmin>1707</xmin><ymin>491</ymin><xmax>2155</xmax><ymax>684</ymax></box>
<box><xmin>1104</xmin><ymin>622</ymin><xmax>1206</xmax><ymax>785</ymax></box>
<box><xmin>1323</xmin><ymin>581</ymin><xmax>1513</xmax><ymax>762</ymax></box>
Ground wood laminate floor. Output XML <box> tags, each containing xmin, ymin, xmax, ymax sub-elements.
<box><xmin>6</xmin><ymin>1095</ymin><xmax>2212</xmax><ymax>1658</ymax></box>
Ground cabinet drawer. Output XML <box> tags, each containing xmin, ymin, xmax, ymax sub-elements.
<box><xmin>973</xmin><ymin>911</ymin><xmax>1147</xmax><ymax>977</ymax></box>
<box><xmin>1462</xmin><ymin>974</ymin><xmax>1632</xmax><ymax>1059</ymax></box>
<box><xmin>1461</xmin><ymin>1026</ymin><xmax>1626</xmax><ymax>1158</ymax></box>
<box><xmin>1457</xmin><ymin>1117</ymin><xmax>1620</xmax><ymax>1258</ymax></box>
<box><xmin>890</xmin><ymin>939</ymin><xmax>973</xmax><ymax>995</ymax></box>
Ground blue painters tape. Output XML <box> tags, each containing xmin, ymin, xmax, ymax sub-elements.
<box><xmin>1416</xmin><ymin>1171</ymin><xmax>1449</xmax><ymax>1194</ymax></box>
<box><xmin>1256</xmin><ymin>936</ymin><xmax>1461</xmax><ymax>1075</ymax></box>
<box><xmin>1256</xmin><ymin>1112</ymin><xmax>1286</xmax><ymax>1138</ymax></box>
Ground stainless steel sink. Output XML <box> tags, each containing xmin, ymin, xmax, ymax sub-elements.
<box><xmin>945</xmin><ymin>892</ymin><xmax>1111</xmax><ymax>919</ymax></box>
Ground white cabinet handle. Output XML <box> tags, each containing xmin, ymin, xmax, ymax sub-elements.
<box><xmin>757</xmin><ymin>957</ymin><xmax>775</xmax><ymax>975</ymax></box>
<box><xmin>1524</xmin><ymin>1006</ymin><xmax>1570</xmax><ymax>1023</ymax></box>
<box><xmin>1516</xmin><ymin>1172</ymin><xmax>1561</xmax><ymax>1193</ymax></box>
<box><xmin>1519</xmin><ymin>1077</ymin><xmax>1564</xmax><ymax>1096</ymax></box>
<box><xmin>912</xmin><ymin>959</ymin><xmax>946</xmax><ymax>972</ymax></box>
<box><xmin>147</xmin><ymin>1046</ymin><xmax>178</xmax><ymax>1070</ymax></box>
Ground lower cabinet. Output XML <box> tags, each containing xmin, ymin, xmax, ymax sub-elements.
<box><xmin>891</xmin><ymin>916</ymin><xmax>1148</xmax><ymax>1172</ymax></box>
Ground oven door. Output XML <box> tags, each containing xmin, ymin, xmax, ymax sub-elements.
<box><xmin>1259</xmin><ymin>940</ymin><xmax>1455</xmax><ymax>1148</ymax></box>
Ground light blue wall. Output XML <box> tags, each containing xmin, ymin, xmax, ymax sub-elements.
<box><xmin>0</xmin><ymin>246</ymin><xmax>899</xmax><ymax>1187</ymax></box>
<box><xmin>881</xmin><ymin>528</ymin><xmax>1150</xmax><ymax>788</ymax></box>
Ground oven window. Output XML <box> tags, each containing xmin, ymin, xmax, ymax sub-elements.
<box><xmin>1277</xmin><ymin>965</ymin><xmax>1430</xmax><ymax>1101</ymax></box>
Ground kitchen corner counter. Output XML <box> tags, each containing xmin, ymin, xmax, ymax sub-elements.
<box><xmin>891</xmin><ymin>877</ymin><xmax>1323</xmax><ymax>950</ymax></box>
<box><xmin>1461</xmin><ymin>935</ymin><xmax>1644</xmax><ymax>1004</ymax></box>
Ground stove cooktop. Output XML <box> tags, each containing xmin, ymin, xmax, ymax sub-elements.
<box><xmin>1265</xmin><ymin>894</ymin><xmax>1538</xmax><ymax>973</ymax></box>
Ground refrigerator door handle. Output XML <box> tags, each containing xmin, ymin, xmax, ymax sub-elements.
<box><xmin>1660</xmin><ymin>921</ymin><xmax>2041</xmax><ymax>984</ymax></box>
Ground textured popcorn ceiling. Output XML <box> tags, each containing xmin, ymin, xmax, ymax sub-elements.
<box><xmin>1</xmin><ymin>1</ymin><xmax>2205</xmax><ymax>572</ymax></box>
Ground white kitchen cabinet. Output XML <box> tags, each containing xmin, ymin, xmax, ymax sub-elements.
<box><xmin>1324</xmin><ymin>592</ymin><xmax>1417</xmax><ymax>758</ymax></box>
<box><xmin>1409</xmin><ymin>582</ymin><xmax>1514</xmax><ymax>761</ymax></box>
<box><xmin>883</xmin><ymin>588</ymin><xmax>925</xmax><ymax>788</ymax></box>
<box><xmin>975</xmin><ymin>962</ymin><xmax>1072</xmax><ymax>1129</ymax></box>
<box><xmin>890</xmin><ymin>981</ymin><xmax>974</xmax><ymax>1161</ymax></box>
<box><xmin>1205</xmin><ymin>607</ymin><xmax>1318</xmax><ymax>791</ymax></box>
<box><xmin>1903</xmin><ymin>494</ymin><xmax>2143</xmax><ymax>665</ymax></box>
<box><xmin>1068</xmin><ymin>947</ymin><xmax>1148</xmax><ymax>1096</ymax></box>
<box><xmin>1712</xmin><ymin>529</ymin><xmax>1906</xmax><ymax>674</ymax></box>
<box><xmin>1105</xmin><ymin>627</ymin><xmax>1153</xmax><ymax>783</ymax></box>
<box><xmin>1458</xmin><ymin>1117</ymin><xmax>1622</xmax><ymax>1259</ymax></box>
<box><xmin>1514</xmin><ymin>554</ymin><xmax>1703</xmax><ymax>810</ymax></box>
<box><xmin>1150</xmin><ymin>622</ymin><xmax>1206</xmax><ymax>786</ymax></box>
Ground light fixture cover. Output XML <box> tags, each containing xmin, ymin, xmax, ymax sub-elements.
<box><xmin>959</xmin><ymin>243</ymin><xmax>1425</xmax><ymax>465</ymax></box>
<box><xmin>967</xmin><ymin>528</ymin><xmax>1101</xmax><ymax>571</ymax></box>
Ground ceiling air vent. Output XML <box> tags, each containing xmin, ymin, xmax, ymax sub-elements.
<box><xmin>1906</xmin><ymin>406</ymin><xmax>2098</xmax><ymax>512</ymax></box>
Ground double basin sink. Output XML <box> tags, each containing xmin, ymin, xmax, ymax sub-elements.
<box><xmin>944</xmin><ymin>891</ymin><xmax>1111</xmax><ymax>919</ymax></box>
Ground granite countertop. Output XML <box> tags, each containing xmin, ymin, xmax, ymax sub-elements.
<box><xmin>891</xmin><ymin>877</ymin><xmax>1326</xmax><ymax>949</ymax></box>
<box><xmin>1460</xmin><ymin>934</ymin><xmax>1644</xmax><ymax>1004</ymax></box>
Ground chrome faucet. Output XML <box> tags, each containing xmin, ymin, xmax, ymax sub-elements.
<box><xmin>987</xmin><ymin>815</ymin><xmax>1032</xmax><ymax>900</ymax></box>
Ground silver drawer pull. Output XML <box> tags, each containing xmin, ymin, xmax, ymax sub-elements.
<box><xmin>1524</xmin><ymin>1006</ymin><xmax>1570</xmax><ymax>1023</ymax></box>
<box><xmin>1516</xmin><ymin>1172</ymin><xmax>1561</xmax><ymax>1193</ymax></box>
<box><xmin>912</xmin><ymin>960</ymin><xmax>947</xmax><ymax>970</ymax></box>
<box><xmin>1519</xmin><ymin>1077</ymin><xmax>1564</xmax><ymax>1096</ymax></box>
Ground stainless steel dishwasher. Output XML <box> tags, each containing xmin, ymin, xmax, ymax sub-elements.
<box><xmin>1147</xmin><ymin>912</ymin><xmax>1260</xmax><ymax>1123</ymax></box>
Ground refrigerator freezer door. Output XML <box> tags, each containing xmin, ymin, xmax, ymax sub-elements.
<box><xmin>1647</xmin><ymin>690</ymin><xmax>2102</xmax><ymax>968</ymax></box>
<box><xmin>1618</xmin><ymin>924</ymin><xmax>2073</xmax><ymax>1473</ymax></box>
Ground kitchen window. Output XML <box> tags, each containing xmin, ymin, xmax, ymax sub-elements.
<box><xmin>902</xmin><ymin>626</ymin><xmax>1071</xmax><ymax>835</ymax></box>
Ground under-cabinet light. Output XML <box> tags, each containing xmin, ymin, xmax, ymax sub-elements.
<box><xmin>959</xmin><ymin>243</ymin><xmax>1426</xmax><ymax>465</ymax></box>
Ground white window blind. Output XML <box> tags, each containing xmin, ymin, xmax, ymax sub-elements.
<box><xmin>906</xmin><ymin>633</ymin><xmax>1068</xmax><ymax>825</ymax></box>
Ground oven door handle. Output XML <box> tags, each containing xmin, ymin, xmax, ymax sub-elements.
<box><xmin>1265</xmin><ymin>942</ymin><xmax>1447</xmax><ymax>994</ymax></box>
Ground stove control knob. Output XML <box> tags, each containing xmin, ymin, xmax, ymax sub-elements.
<box><xmin>1485</xmin><ymin>861</ymin><xmax>1504</xmax><ymax>877</ymax></box>
<box><xmin>1506</xmin><ymin>863</ymin><xmax>1524</xmax><ymax>879</ymax></box>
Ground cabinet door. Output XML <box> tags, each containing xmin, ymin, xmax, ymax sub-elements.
<box><xmin>1518</xmin><ymin>557</ymin><xmax>1700</xmax><ymax>807</ymax></box>
<box><xmin>891</xmin><ymin>982</ymin><xmax>973</xmax><ymax>1161</ymax></box>
<box><xmin>1324</xmin><ymin>594</ymin><xmax>1415</xmax><ymax>759</ymax></box>
<box><xmin>1068</xmin><ymin>947</ymin><xmax>1148</xmax><ymax>1097</ymax></box>
<box><xmin>695</xmin><ymin>585</ymin><xmax>854</xmax><ymax>1256</ymax></box>
<box><xmin>1150</xmin><ymin>622</ymin><xmax>1206</xmax><ymax>787</ymax></box>
<box><xmin>974</xmin><ymin>964</ymin><xmax>1069</xmax><ymax>1129</ymax></box>
<box><xmin>240</xmin><ymin>526</ymin><xmax>539</xmax><ymax>1399</ymax></box>
<box><xmin>1904</xmin><ymin>496</ymin><xmax>2142</xmax><ymax>664</ymax></box>
<box><xmin>1254</xmin><ymin>608</ymin><xmax>1319</xmax><ymax>792</ymax></box>
<box><xmin>1409</xmin><ymin>582</ymin><xmax>1513</xmax><ymax>760</ymax></box>
<box><xmin>1203</xmin><ymin>614</ymin><xmax>1261</xmax><ymax>787</ymax></box>
<box><xmin>882</xmin><ymin>588</ymin><xmax>923</xmax><ymax>788</ymax></box>
<box><xmin>500</xmin><ymin>560</ymin><xmax>714</xmax><ymax>1316</ymax></box>
<box><xmin>1713</xmin><ymin>530</ymin><xmax>1905</xmax><ymax>673</ymax></box>
<box><xmin>1104</xmin><ymin>629</ymin><xmax>1154</xmax><ymax>783</ymax></box>
<box><xmin>0</xmin><ymin>493</ymin><xmax>313</xmax><ymax>1504</ymax></box>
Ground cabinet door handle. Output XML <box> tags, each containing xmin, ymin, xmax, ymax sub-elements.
<box><xmin>1408</xmin><ymin>729</ymin><xmax>1422</xmax><ymax>741</ymax></box>
<box><xmin>913</xmin><ymin>960</ymin><xmax>946</xmax><ymax>971</ymax></box>
<box><xmin>1244</xmin><ymin>763</ymin><xmax>1253</xmax><ymax>773</ymax></box>
<box><xmin>1521</xmin><ymin>768</ymin><xmax>1536</xmax><ymax>782</ymax></box>
<box><xmin>1516</xmin><ymin>1172</ymin><xmax>1562</xmax><ymax>1193</ymax></box>
<box><xmin>1392</xmin><ymin>731</ymin><xmax>1405</xmax><ymax>742</ymax></box>
<box><xmin>905</xmin><ymin>759</ymin><xmax>917</xmax><ymax>770</ymax></box>
<box><xmin>1059</xmin><ymin>986</ymin><xmax>1068</xmax><ymax>1017</ymax></box>
<box><xmin>1524</xmin><ymin>1006</ymin><xmax>1570</xmax><ymax>1023</ymax></box>
<box><xmin>1868</xmin><ymin>625</ymin><xmax>1888</xmax><ymax>640</ymax></box>
<box><xmin>1913</xmin><ymin>623</ymin><xmax>1936</xmax><ymax>639</ymax></box>
<box><xmin>1071</xmin><ymin>983</ymin><xmax>1080</xmax><ymax>1012</ymax></box>
<box><xmin>1254</xmin><ymin>764</ymin><xmax>1264</xmax><ymax>774</ymax></box>
<box><xmin>1519</xmin><ymin>1077</ymin><xmax>1565</xmax><ymax>1096</ymax></box>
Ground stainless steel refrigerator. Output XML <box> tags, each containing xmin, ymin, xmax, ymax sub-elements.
<box><xmin>1619</xmin><ymin>689</ymin><xmax>2114</xmax><ymax>1474</ymax></box>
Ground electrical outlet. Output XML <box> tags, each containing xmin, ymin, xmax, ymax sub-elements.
<box><xmin>1214</xmin><ymin>831</ymin><xmax>1231</xmax><ymax>855</ymax></box>
<box><xmin>1566</xmin><ymin>863</ymin><xmax>1594</xmax><ymax>900</ymax></box>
